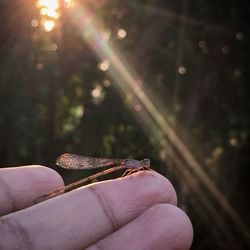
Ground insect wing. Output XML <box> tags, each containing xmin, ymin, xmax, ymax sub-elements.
<box><xmin>56</xmin><ymin>153</ymin><xmax>123</xmax><ymax>169</ymax></box>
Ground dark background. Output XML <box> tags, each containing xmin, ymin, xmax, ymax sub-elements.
<box><xmin>0</xmin><ymin>0</ymin><xmax>249</xmax><ymax>249</ymax></box>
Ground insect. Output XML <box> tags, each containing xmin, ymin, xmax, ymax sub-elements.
<box><xmin>35</xmin><ymin>153</ymin><xmax>151</xmax><ymax>203</ymax></box>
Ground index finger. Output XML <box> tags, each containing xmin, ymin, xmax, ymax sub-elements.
<box><xmin>0</xmin><ymin>165</ymin><xmax>64</xmax><ymax>216</ymax></box>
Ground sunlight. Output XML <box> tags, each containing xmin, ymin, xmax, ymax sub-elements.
<box><xmin>37</xmin><ymin>0</ymin><xmax>61</xmax><ymax>31</ymax></box>
<box><xmin>37</xmin><ymin>0</ymin><xmax>59</xmax><ymax>11</ymax></box>
<box><xmin>41</xmin><ymin>7</ymin><xmax>60</xmax><ymax>19</ymax></box>
<box><xmin>67</xmin><ymin>3</ymin><xmax>250</xmax><ymax>242</ymax></box>
<box><xmin>44</xmin><ymin>20</ymin><xmax>55</xmax><ymax>32</ymax></box>
<box><xmin>36</xmin><ymin>0</ymin><xmax>74</xmax><ymax>31</ymax></box>
<box><xmin>64</xmin><ymin>0</ymin><xmax>74</xmax><ymax>7</ymax></box>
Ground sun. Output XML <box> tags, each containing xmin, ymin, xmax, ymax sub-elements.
<box><xmin>37</xmin><ymin>0</ymin><xmax>59</xmax><ymax>12</ymax></box>
<box><xmin>36</xmin><ymin>0</ymin><xmax>67</xmax><ymax>31</ymax></box>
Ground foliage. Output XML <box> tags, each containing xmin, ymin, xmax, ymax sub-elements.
<box><xmin>0</xmin><ymin>0</ymin><xmax>249</xmax><ymax>249</ymax></box>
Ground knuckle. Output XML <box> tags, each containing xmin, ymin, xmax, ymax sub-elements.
<box><xmin>88</xmin><ymin>185</ymin><xmax>119</xmax><ymax>231</ymax></box>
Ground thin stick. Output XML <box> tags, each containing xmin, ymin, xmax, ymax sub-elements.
<box><xmin>35</xmin><ymin>165</ymin><xmax>126</xmax><ymax>203</ymax></box>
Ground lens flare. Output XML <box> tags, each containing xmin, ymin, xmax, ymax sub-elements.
<box><xmin>67</xmin><ymin>3</ymin><xmax>250</xmax><ymax>244</ymax></box>
<box><xmin>37</xmin><ymin>0</ymin><xmax>59</xmax><ymax>10</ymax></box>
<box><xmin>37</xmin><ymin>0</ymin><xmax>61</xmax><ymax>31</ymax></box>
<box><xmin>41</xmin><ymin>7</ymin><xmax>60</xmax><ymax>19</ymax></box>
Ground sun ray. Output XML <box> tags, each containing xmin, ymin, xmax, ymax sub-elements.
<box><xmin>33</xmin><ymin>0</ymin><xmax>250</xmax><ymax>245</ymax></box>
<box><xmin>66</xmin><ymin>2</ymin><xmax>250</xmax><ymax>244</ymax></box>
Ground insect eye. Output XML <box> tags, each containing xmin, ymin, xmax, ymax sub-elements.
<box><xmin>142</xmin><ymin>158</ymin><xmax>150</xmax><ymax>167</ymax></box>
<box><xmin>123</xmin><ymin>158</ymin><xmax>130</xmax><ymax>164</ymax></box>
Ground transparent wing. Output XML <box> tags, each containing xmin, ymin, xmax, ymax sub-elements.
<box><xmin>56</xmin><ymin>153</ymin><xmax>123</xmax><ymax>169</ymax></box>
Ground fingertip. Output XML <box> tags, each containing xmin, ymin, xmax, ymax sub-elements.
<box><xmin>122</xmin><ymin>170</ymin><xmax>178</xmax><ymax>206</ymax></box>
<box><xmin>146</xmin><ymin>170</ymin><xmax>178</xmax><ymax>205</ymax></box>
<box><xmin>0</xmin><ymin>165</ymin><xmax>64</xmax><ymax>215</ymax></box>
<box><xmin>146</xmin><ymin>204</ymin><xmax>194</xmax><ymax>250</ymax></box>
<box><xmin>27</xmin><ymin>165</ymin><xmax>64</xmax><ymax>189</ymax></box>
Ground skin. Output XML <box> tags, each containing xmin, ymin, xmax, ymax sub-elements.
<box><xmin>0</xmin><ymin>165</ymin><xmax>193</xmax><ymax>250</ymax></box>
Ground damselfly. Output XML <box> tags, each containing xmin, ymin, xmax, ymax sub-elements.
<box><xmin>35</xmin><ymin>153</ymin><xmax>151</xmax><ymax>203</ymax></box>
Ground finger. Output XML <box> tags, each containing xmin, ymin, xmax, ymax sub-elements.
<box><xmin>0</xmin><ymin>165</ymin><xmax>64</xmax><ymax>216</ymax></box>
<box><xmin>0</xmin><ymin>171</ymin><xmax>177</xmax><ymax>250</ymax></box>
<box><xmin>88</xmin><ymin>204</ymin><xmax>193</xmax><ymax>250</ymax></box>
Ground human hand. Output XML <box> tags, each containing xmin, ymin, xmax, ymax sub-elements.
<box><xmin>0</xmin><ymin>165</ymin><xmax>193</xmax><ymax>250</ymax></box>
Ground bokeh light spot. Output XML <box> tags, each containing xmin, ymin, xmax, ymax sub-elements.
<box><xmin>117</xmin><ymin>29</ymin><xmax>127</xmax><ymax>39</ymax></box>
<box><xmin>199</xmin><ymin>40</ymin><xmax>207</xmax><ymax>49</ymax></box>
<box><xmin>103</xmin><ymin>79</ymin><xmax>111</xmax><ymax>87</ymax></box>
<box><xmin>44</xmin><ymin>20</ymin><xmax>56</xmax><ymax>32</ymax></box>
<box><xmin>49</xmin><ymin>43</ymin><xmax>58</xmax><ymax>51</ymax></box>
<box><xmin>91</xmin><ymin>85</ymin><xmax>102</xmax><ymax>98</ymax></box>
<box><xmin>222</xmin><ymin>46</ymin><xmax>230</xmax><ymax>54</ymax></box>
<box><xmin>31</xmin><ymin>19</ymin><xmax>39</xmax><ymax>27</ymax></box>
<box><xmin>178</xmin><ymin>66</ymin><xmax>187</xmax><ymax>75</ymax></box>
<box><xmin>229</xmin><ymin>137</ymin><xmax>239</xmax><ymax>147</ymax></box>
<box><xmin>236</xmin><ymin>32</ymin><xmax>244</xmax><ymax>40</ymax></box>
<box><xmin>36</xmin><ymin>63</ymin><xmax>44</xmax><ymax>71</ymax></box>
<box><xmin>75</xmin><ymin>105</ymin><xmax>84</xmax><ymax>118</ymax></box>
<box><xmin>98</xmin><ymin>59</ymin><xmax>110</xmax><ymax>71</ymax></box>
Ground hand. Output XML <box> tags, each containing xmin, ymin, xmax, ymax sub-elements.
<box><xmin>0</xmin><ymin>165</ymin><xmax>193</xmax><ymax>250</ymax></box>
